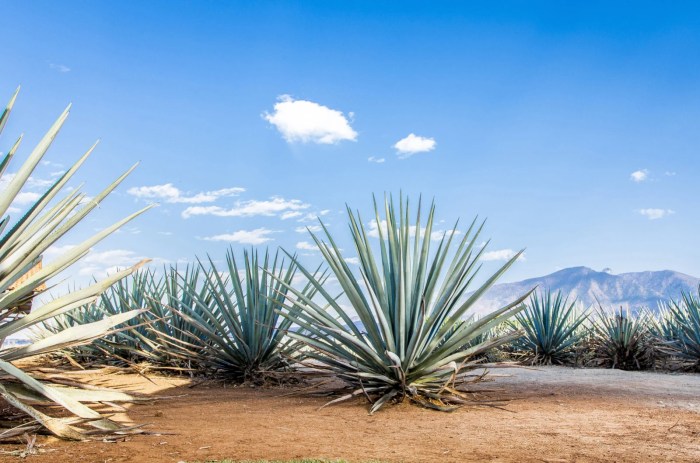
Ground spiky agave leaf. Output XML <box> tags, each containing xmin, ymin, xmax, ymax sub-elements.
<box><xmin>510</xmin><ymin>290</ymin><xmax>589</xmax><ymax>365</ymax></box>
<box><xmin>589</xmin><ymin>307</ymin><xmax>657</xmax><ymax>370</ymax></box>
<box><xmin>274</xmin><ymin>194</ymin><xmax>532</xmax><ymax>413</ymax></box>
<box><xmin>0</xmin><ymin>88</ymin><xmax>151</xmax><ymax>439</ymax></box>
<box><xmin>663</xmin><ymin>287</ymin><xmax>700</xmax><ymax>371</ymax></box>
<box><xmin>171</xmin><ymin>247</ymin><xmax>326</xmax><ymax>382</ymax></box>
<box><xmin>39</xmin><ymin>266</ymin><xmax>214</xmax><ymax>373</ymax></box>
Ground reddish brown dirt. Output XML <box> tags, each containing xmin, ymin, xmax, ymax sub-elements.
<box><xmin>1</xmin><ymin>367</ymin><xmax>699</xmax><ymax>463</ymax></box>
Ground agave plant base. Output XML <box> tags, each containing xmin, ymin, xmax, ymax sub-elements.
<box><xmin>306</xmin><ymin>358</ymin><xmax>509</xmax><ymax>415</ymax></box>
<box><xmin>0</xmin><ymin>362</ymin><xmax>153</xmax><ymax>442</ymax></box>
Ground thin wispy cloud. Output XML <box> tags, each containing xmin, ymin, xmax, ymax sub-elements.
<box><xmin>638</xmin><ymin>208</ymin><xmax>674</xmax><ymax>220</ymax></box>
<box><xmin>183</xmin><ymin>197</ymin><xmax>310</xmax><ymax>219</ymax></box>
<box><xmin>344</xmin><ymin>257</ymin><xmax>360</xmax><ymax>265</ymax></box>
<box><xmin>128</xmin><ymin>183</ymin><xmax>244</xmax><ymax>204</ymax></box>
<box><xmin>394</xmin><ymin>133</ymin><xmax>436</xmax><ymax>159</ymax></box>
<box><xmin>368</xmin><ymin>156</ymin><xmax>385</xmax><ymax>164</ymax></box>
<box><xmin>49</xmin><ymin>63</ymin><xmax>71</xmax><ymax>73</ymax></box>
<box><xmin>296</xmin><ymin>241</ymin><xmax>318</xmax><ymax>251</ymax></box>
<box><xmin>281</xmin><ymin>211</ymin><xmax>303</xmax><ymax>220</ymax></box>
<box><xmin>203</xmin><ymin>228</ymin><xmax>277</xmax><ymax>245</ymax></box>
<box><xmin>298</xmin><ymin>209</ymin><xmax>331</xmax><ymax>223</ymax></box>
<box><xmin>480</xmin><ymin>249</ymin><xmax>525</xmax><ymax>262</ymax></box>
<box><xmin>12</xmin><ymin>191</ymin><xmax>41</xmax><ymax>205</ymax></box>
<box><xmin>630</xmin><ymin>169</ymin><xmax>649</xmax><ymax>182</ymax></box>
<box><xmin>367</xmin><ymin>219</ymin><xmax>459</xmax><ymax>241</ymax></box>
<box><xmin>263</xmin><ymin>95</ymin><xmax>357</xmax><ymax>144</ymax></box>
<box><xmin>28</xmin><ymin>177</ymin><xmax>55</xmax><ymax>188</ymax></box>
<box><xmin>295</xmin><ymin>224</ymin><xmax>323</xmax><ymax>233</ymax></box>
<box><xmin>43</xmin><ymin>247</ymin><xmax>165</xmax><ymax>279</ymax></box>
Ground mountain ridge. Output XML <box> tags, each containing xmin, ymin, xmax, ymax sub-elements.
<box><xmin>471</xmin><ymin>266</ymin><xmax>699</xmax><ymax>314</ymax></box>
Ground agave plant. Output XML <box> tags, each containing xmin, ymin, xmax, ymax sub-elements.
<box><xmin>275</xmin><ymin>195</ymin><xmax>532</xmax><ymax>413</ymax></box>
<box><xmin>590</xmin><ymin>307</ymin><xmax>656</xmax><ymax>370</ymax></box>
<box><xmin>169</xmin><ymin>248</ymin><xmax>326</xmax><ymax>382</ymax></box>
<box><xmin>663</xmin><ymin>288</ymin><xmax>700</xmax><ymax>371</ymax></box>
<box><xmin>0</xmin><ymin>88</ymin><xmax>151</xmax><ymax>439</ymax></box>
<box><xmin>42</xmin><ymin>266</ymin><xmax>218</xmax><ymax>373</ymax></box>
<box><xmin>510</xmin><ymin>290</ymin><xmax>589</xmax><ymax>365</ymax></box>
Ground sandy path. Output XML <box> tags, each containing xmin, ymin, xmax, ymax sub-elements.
<box><xmin>1</xmin><ymin>366</ymin><xmax>698</xmax><ymax>463</ymax></box>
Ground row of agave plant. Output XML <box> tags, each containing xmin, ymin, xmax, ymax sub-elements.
<box><xmin>2</xmin><ymin>86</ymin><xmax>698</xmax><ymax>442</ymax></box>
<box><xmin>44</xmin><ymin>208</ymin><xmax>530</xmax><ymax>413</ymax></box>
<box><xmin>46</xmin><ymin>262</ymin><xmax>700</xmax><ymax>385</ymax></box>
<box><xmin>509</xmin><ymin>290</ymin><xmax>700</xmax><ymax>371</ymax></box>
<box><xmin>0</xmin><ymin>87</ymin><xmax>531</xmax><ymax>439</ymax></box>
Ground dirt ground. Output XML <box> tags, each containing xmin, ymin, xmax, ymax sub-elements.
<box><xmin>1</xmin><ymin>366</ymin><xmax>699</xmax><ymax>463</ymax></box>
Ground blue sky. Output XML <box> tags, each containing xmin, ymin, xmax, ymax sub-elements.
<box><xmin>2</xmin><ymin>1</ymin><xmax>700</xmax><ymax>284</ymax></box>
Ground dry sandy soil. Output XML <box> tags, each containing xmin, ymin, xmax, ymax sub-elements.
<box><xmin>1</xmin><ymin>366</ymin><xmax>698</xmax><ymax>463</ymax></box>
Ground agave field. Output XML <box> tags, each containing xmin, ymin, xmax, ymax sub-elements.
<box><xmin>0</xmin><ymin>87</ymin><xmax>699</xmax><ymax>451</ymax></box>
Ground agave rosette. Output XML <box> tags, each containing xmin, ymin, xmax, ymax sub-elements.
<box><xmin>0</xmin><ymin>88</ymin><xmax>151</xmax><ymax>439</ymax></box>
<box><xmin>275</xmin><ymin>195</ymin><xmax>532</xmax><ymax>413</ymax></box>
<box><xmin>511</xmin><ymin>290</ymin><xmax>589</xmax><ymax>365</ymax></box>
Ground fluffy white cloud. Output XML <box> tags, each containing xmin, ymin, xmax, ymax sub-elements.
<box><xmin>394</xmin><ymin>133</ymin><xmax>436</xmax><ymax>158</ymax></box>
<box><xmin>203</xmin><ymin>228</ymin><xmax>277</xmax><ymax>245</ymax></box>
<box><xmin>128</xmin><ymin>183</ymin><xmax>244</xmax><ymax>204</ymax></box>
<box><xmin>480</xmin><ymin>249</ymin><xmax>525</xmax><ymax>262</ymax></box>
<box><xmin>638</xmin><ymin>208</ymin><xmax>674</xmax><ymax>220</ymax></box>
<box><xmin>182</xmin><ymin>197</ymin><xmax>310</xmax><ymax>219</ymax></box>
<box><xmin>630</xmin><ymin>169</ymin><xmax>649</xmax><ymax>182</ymax></box>
<box><xmin>296</xmin><ymin>241</ymin><xmax>318</xmax><ymax>251</ymax></box>
<box><xmin>263</xmin><ymin>95</ymin><xmax>357</xmax><ymax>144</ymax></box>
<box><xmin>368</xmin><ymin>156</ymin><xmax>385</xmax><ymax>164</ymax></box>
<box><xmin>344</xmin><ymin>257</ymin><xmax>360</xmax><ymax>265</ymax></box>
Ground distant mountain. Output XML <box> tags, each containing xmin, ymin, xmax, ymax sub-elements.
<box><xmin>470</xmin><ymin>266</ymin><xmax>700</xmax><ymax>314</ymax></box>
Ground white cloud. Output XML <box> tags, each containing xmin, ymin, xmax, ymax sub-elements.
<box><xmin>127</xmin><ymin>183</ymin><xmax>244</xmax><ymax>204</ymax></box>
<box><xmin>71</xmin><ymin>248</ymin><xmax>164</xmax><ymax>279</ymax></box>
<box><xmin>367</xmin><ymin>219</ymin><xmax>459</xmax><ymax>242</ymax></box>
<box><xmin>344</xmin><ymin>257</ymin><xmax>360</xmax><ymax>265</ymax></box>
<box><xmin>298</xmin><ymin>209</ymin><xmax>331</xmax><ymax>223</ymax></box>
<box><xmin>263</xmin><ymin>95</ymin><xmax>357</xmax><ymax>144</ymax></box>
<box><xmin>43</xmin><ymin>244</ymin><xmax>77</xmax><ymax>260</ymax></box>
<box><xmin>630</xmin><ymin>169</ymin><xmax>649</xmax><ymax>182</ymax></box>
<box><xmin>394</xmin><ymin>133</ymin><xmax>436</xmax><ymax>158</ymax></box>
<box><xmin>480</xmin><ymin>249</ymin><xmax>525</xmax><ymax>262</ymax></box>
<box><xmin>296</xmin><ymin>241</ymin><xmax>318</xmax><ymax>251</ymax></box>
<box><xmin>28</xmin><ymin>177</ymin><xmax>55</xmax><ymax>188</ymax></box>
<box><xmin>13</xmin><ymin>192</ymin><xmax>41</xmax><ymax>205</ymax></box>
<box><xmin>638</xmin><ymin>208</ymin><xmax>674</xmax><ymax>220</ymax></box>
<box><xmin>158</xmin><ymin>231</ymin><xmax>173</xmax><ymax>236</ymax></box>
<box><xmin>182</xmin><ymin>197</ymin><xmax>310</xmax><ymax>219</ymax></box>
<box><xmin>281</xmin><ymin>211</ymin><xmax>303</xmax><ymax>220</ymax></box>
<box><xmin>203</xmin><ymin>228</ymin><xmax>277</xmax><ymax>245</ymax></box>
<box><xmin>665</xmin><ymin>171</ymin><xmax>676</xmax><ymax>177</ymax></box>
<box><xmin>368</xmin><ymin>156</ymin><xmax>385</xmax><ymax>164</ymax></box>
<box><xmin>49</xmin><ymin>63</ymin><xmax>71</xmax><ymax>73</ymax></box>
<box><xmin>295</xmin><ymin>225</ymin><xmax>323</xmax><ymax>233</ymax></box>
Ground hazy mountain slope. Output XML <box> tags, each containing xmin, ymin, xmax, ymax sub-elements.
<box><xmin>470</xmin><ymin>266</ymin><xmax>700</xmax><ymax>314</ymax></box>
